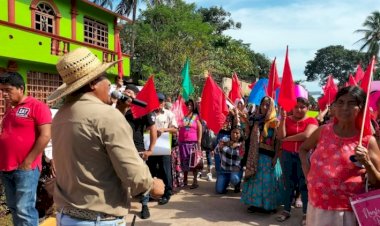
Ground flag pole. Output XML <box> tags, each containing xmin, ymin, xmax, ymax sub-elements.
<box><xmin>359</xmin><ymin>56</ymin><xmax>375</xmax><ymax>146</ymax></box>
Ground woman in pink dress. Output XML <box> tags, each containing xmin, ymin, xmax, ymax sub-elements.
<box><xmin>178</xmin><ymin>99</ymin><xmax>202</xmax><ymax>189</ymax></box>
<box><xmin>300</xmin><ymin>86</ymin><xmax>380</xmax><ymax>226</ymax></box>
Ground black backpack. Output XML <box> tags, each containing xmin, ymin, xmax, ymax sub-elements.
<box><xmin>201</xmin><ymin>123</ymin><xmax>215</xmax><ymax>150</ymax></box>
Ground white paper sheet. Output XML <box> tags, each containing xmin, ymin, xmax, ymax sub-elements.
<box><xmin>144</xmin><ymin>132</ymin><xmax>172</xmax><ymax>156</ymax></box>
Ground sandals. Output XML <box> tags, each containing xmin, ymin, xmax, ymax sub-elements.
<box><xmin>276</xmin><ymin>211</ymin><xmax>290</xmax><ymax>222</ymax></box>
<box><xmin>190</xmin><ymin>183</ymin><xmax>199</xmax><ymax>189</ymax></box>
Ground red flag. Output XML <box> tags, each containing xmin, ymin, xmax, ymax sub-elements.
<box><xmin>278</xmin><ymin>46</ymin><xmax>296</xmax><ymax>112</ymax></box>
<box><xmin>323</xmin><ymin>75</ymin><xmax>338</xmax><ymax>104</ymax></box>
<box><xmin>115</xmin><ymin>34</ymin><xmax>124</xmax><ymax>78</ymax></box>
<box><xmin>346</xmin><ymin>74</ymin><xmax>357</xmax><ymax>86</ymax></box>
<box><xmin>131</xmin><ymin>76</ymin><xmax>160</xmax><ymax>118</ymax></box>
<box><xmin>354</xmin><ymin>64</ymin><xmax>364</xmax><ymax>83</ymax></box>
<box><xmin>228</xmin><ymin>73</ymin><xmax>242</xmax><ymax>103</ymax></box>
<box><xmin>318</xmin><ymin>95</ymin><xmax>329</xmax><ymax>111</ymax></box>
<box><xmin>200</xmin><ymin>75</ymin><xmax>229</xmax><ymax>134</ymax></box>
<box><xmin>358</xmin><ymin>57</ymin><xmax>376</xmax><ymax>139</ymax></box>
<box><xmin>267</xmin><ymin>58</ymin><xmax>281</xmax><ymax>99</ymax></box>
<box><xmin>248</xmin><ymin>81</ymin><xmax>256</xmax><ymax>89</ymax></box>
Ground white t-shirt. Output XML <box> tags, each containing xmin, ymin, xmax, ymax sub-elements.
<box><xmin>155</xmin><ymin>108</ymin><xmax>178</xmax><ymax>129</ymax></box>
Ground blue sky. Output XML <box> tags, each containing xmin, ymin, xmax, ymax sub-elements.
<box><xmin>184</xmin><ymin>0</ymin><xmax>379</xmax><ymax>93</ymax></box>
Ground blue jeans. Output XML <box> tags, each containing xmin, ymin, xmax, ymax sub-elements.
<box><xmin>215</xmin><ymin>170</ymin><xmax>242</xmax><ymax>194</ymax></box>
<box><xmin>140</xmin><ymin>194</ymin><xmax>149</xmax><ymax>206</ymax></box>
<box><xmin>1</xmin><ymin>168</ymin><xmax>40</xmax><ymax>226</ymax></box>
<box><xmin>205</xmin><ymin>149</ymin><xmax>213</xmax><ymax>168</ymax></box>
<box><xmin>281</xmin><ymin>150</ymin><xmax>308</xmax><ymax>214</ymax></box>
<box><xmin>214</xmin><ymin>153</ymin><xmax>221</xmax><ymax>174</ymax></box>
<box><xmin>57</xmin><ymin>213</ymin><xmax>127</xmax><ymax>226</ymax></box>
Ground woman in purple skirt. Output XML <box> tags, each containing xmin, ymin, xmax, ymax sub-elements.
<box><xmin>178</xmin><ymin>99</ymin><xmax>202</xmax><ymax>189</ymax></box>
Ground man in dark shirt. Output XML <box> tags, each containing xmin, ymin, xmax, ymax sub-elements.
<box><xmin>116</xmin><ymin>83</ymin><xmax>157</xmax><ymax>219</ymax></box>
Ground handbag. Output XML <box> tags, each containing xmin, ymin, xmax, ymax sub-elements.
<box><xmin>189</xmin><ymin>145</ymin><xmax>204</xmax><ymax>170</ymax></box>
<box><xmin>350</xmin><ymin>178</ymin><xmax>380</xmax><ymax>226</ymax></box>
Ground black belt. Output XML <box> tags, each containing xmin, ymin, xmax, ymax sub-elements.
<box><xmin>60</xmin><ymin>206</ymin><xmax>122</xmax><ymax>221</ymax></box>
<box><xmin>258</xmin><ymin>148</ymin><xmax>275</xmax><ymax>158</ymax></box>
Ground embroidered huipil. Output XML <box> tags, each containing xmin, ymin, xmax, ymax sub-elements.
<box><xmin>308</xmin><ymin>123</ymin><xmax>370</xmax><ymax>210</ymax></box>
<box><xmin>178</xmin><ymin>114</ymin><xmax>199</xmax><ymax>142</ymax></box>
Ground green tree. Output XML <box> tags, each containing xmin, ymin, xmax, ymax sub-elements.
<box><xmin>249</xmin><ymin>52</ymin><xmax>271</xmax><ymax>79</ymax></box>
<box><xmin>134</xmin><ymin>1</ymin><xmax>214</xmax><ymax>97</ymax></box>
<box><xmin>96</xmin><ymin>0</ymin><xmax>271</xmax><ymax>97</ymax></box>
<box><xmin>198</xmin><ymin>6</ymin><xmax>241</xmax><ymax>35</ymax></box>
<box><xmin>304</xmin><ymin>45</ymin><xmax>368</xmax><ymax>86</ymax></box>
<box><xmin>92</xmin><ymin>0</ymin><xmax>113</xmax><ymax>9</ymax></box>
<box><xmin>355</xmin><ymin>11</ymin><xmax>380</xmax><ymax>58</ymax></box>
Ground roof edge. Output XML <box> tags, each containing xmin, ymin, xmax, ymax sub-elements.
<box><xmin>81</xmin><ymin>0</ymin><xmax>133</xmax><ymax>24</ymax></box>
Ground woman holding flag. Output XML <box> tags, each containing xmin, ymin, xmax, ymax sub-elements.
<box><xmin>241</xmin><ymin>96</ymin><xmax>282</xmax><ymax>213</ymax></box>
<box><xmin>299</xmin><ymin>86</ymin><xmax>380</xmax><ymax>226</ymax></box>
<box><xmin>276</xmin><ymin>97</ymin><xmax>319</xmax><ymax>224</ymax></box>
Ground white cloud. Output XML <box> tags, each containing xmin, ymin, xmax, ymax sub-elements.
<box><xmin>187</xmin><ymin>0</ymin><xmax>379</xmax><ymax>92</ymax></box>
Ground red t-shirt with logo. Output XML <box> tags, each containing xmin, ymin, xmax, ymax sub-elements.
<box><xmin>0</xmin><ymin>97</ymin><xmax>52</xmax><ymax>171</ymax></box>
<box><xmin>281</xmin><ymin>116</ymin><xmax>318</xmax><ymax>153</ymax></box>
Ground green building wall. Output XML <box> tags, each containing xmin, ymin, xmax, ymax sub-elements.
<box><xmin>0</xmin><ymin>0</ymin><xmax>130</xmax><ymax>82</ymax></box>
<box><xmin>0</xmin><ymin>0</ymin><xmax>8</xmax><ymax>21</ymax></box>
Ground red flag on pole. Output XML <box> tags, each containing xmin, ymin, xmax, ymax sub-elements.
<box><xmin>358</xmin><ymin>57</ymin><xmax>376</xmax><ymax>143</ymax></box>
<box><xmin>116</xmin><ymin>34</ymin><xmax>124</xmax><ymax>79</ymax></box>
<box><xmin>323</xmin><ymin>75</ymin><xmax>338</xmax><ymax>104</ymax></box>
<box><xmin>267</xmin><ymin>58</ymin><xmax>281</xmax><ymax>99</ymax></box>
<box><xmin>354</xmin><ymin>64</ymin><xmax>365</xmax><ymax>83</ymax></box>
<box><xmin>278</xmin><ymin>46</ymin><xmax>296</xmax><ymax>112</ymax></box>
<box><xmin>200</xmin><ymin>75</ymin><xmax>229</xmax><ymax>134</ymax></box>
<box><xmin>228</xmin><ymin>73</ymin><xmax>242</xmax><ymax>103</ymax></box>
<box><xmin>347</xmin><ymin>74</ymin><xmax>357</xmax><ymax>86</ymax></box>
<box><xmin>131</xmin><ymin>76</ymin><xmax>160</xmax><ymax>118</ymax></box>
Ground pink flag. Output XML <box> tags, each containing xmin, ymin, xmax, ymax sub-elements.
<box><xmin>171</xmin><ymin>95</ymin><xmax>187</xmax><ymax>126</ymax></box>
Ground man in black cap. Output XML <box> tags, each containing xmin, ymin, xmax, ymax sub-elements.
<box><xmin>147</xmin><ymin>93</ymin><xmax>178</xmax><ymax>205</ymax></box>
<box><xmin>116</xmin><ymin>83</ymin><xmax>157</xmax><ymax>219</ymax></box>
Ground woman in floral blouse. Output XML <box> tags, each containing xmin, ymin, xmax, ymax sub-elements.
<box><xmin>300</xmin><ymin>86</ymin><xmax>380</xmax><ymax>226</ymax></box>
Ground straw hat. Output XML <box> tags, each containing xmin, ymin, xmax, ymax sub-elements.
<box><xmin>47</xmin><ymin>47</ymin><xmax>120</xmax><ymax>103</ymax></box>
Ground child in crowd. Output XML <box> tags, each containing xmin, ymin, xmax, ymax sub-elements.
<box><xmin>214</xmin><ymin>127</ymin><xmax>244</xmax><ymax>194</ymax></box>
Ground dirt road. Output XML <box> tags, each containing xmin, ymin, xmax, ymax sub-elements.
<box><xmin>125</xmin><ymin>177</ymin><xmax>303</xmax><ymax>226</ymax></box>
<box><xmin>41</xmin><ymin>174</ymin><xmax>303</xmax><ymax>226</ymax></box>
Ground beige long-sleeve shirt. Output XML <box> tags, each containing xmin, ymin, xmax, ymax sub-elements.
<box><xmin>52</xmin><ymin>93</ymin><xmax>153</xmax><ymax>216</ymax></box>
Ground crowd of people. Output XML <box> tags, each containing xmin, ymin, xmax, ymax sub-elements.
<box><xmin>0</xmin><ymin>47</ymin><xmax>379</xmax><ymax>226</ymax></box>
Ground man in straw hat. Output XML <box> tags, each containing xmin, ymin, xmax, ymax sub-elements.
<box><xmin>48</xmin><ymin>47</ymin><xmax>164</xmax><ymax>225</ymax></box>
<box><xmin>0</xmin><ymin>71</ymin><xmax>52</xmax><ymax>226</ymax></box>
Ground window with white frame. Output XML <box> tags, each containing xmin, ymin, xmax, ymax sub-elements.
<box><xmin>35</xmin><ymin>2</ymin><xmax>56</xmax><ymax>34</ymax></box>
